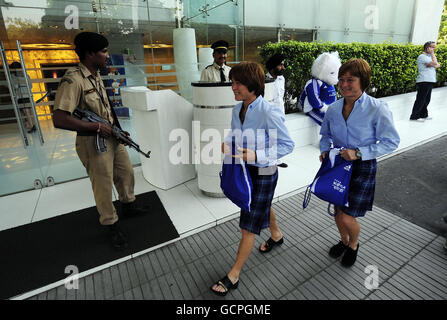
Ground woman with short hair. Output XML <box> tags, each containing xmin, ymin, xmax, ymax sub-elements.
<box><xmin>211</xmin><ymin>62</ymin><xmax>294</xmax><ymax>296</ymax></box>
<box><xmin>319</xmin><ymin>58</ymin><xmax>400</xmax><ymax>267</ymax></box>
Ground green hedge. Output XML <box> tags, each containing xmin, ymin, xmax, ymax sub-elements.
<box><xmin>259</xmin><ymin>41</ymin><xmax>447</xmax><ymax>113</ymax></box>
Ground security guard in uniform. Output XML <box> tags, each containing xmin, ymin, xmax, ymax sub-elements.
<box><xmin>200</xmin><ymin>40</ymin><xmax>231</xmax><ymax>82</ymax></box>
<box><xmin>53</xmin><ymin>32</ymin><xmax>145</xmax><ymax>250</ymax></box>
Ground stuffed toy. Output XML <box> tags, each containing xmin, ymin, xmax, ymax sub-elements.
<box><xmin>299</xmin><ymin>52</ymin><xmax>341</xmax><ymax>125</ymax></box>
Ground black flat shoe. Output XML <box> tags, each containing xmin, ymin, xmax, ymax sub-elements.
<box><xmin>259</xmin><ymin>237</ymin><xmax>284</xmax><ymax>254</ymax></box>
<box><xmin>341</xmin><ymin>243</ymin><xmax>359</xmax><ymax>267</ymax></box>
<box><xmin>210</xmin><ymin>275</ymin><xmax>239</xmax><ymax>296</ymax></box>
<box><xmin>277</xmin><ymin>162</ymin><xmax>288</xmax><ymax>168</ymax></box>
<box><xmin>329</xmin><ymin>241</ymin><xmax>348</xmax><ymax>258</ymax></box>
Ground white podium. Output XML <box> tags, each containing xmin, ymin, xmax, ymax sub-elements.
<box><xmin>192</xmin><ymin>80</ymin><xmax>275</xmax><ymax>197</ymax></box>
<box><xmin>120</xmin><ymin>86</ymin><xmax>196</xmax><ymax>190</ymax></box>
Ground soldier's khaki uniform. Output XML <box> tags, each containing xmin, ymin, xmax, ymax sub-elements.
<box><xmin>200</xmin><ymin>62</ymin><xmax>231</xmax><ymax>82</ymax></box>
<box><xmin>53</xmin><ymin>63</ymin><xmax>135</xmax><ymax>225</ymax></box>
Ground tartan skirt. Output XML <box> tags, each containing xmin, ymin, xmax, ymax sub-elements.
<box><xmin>337</xmin><ymin>159</ymin><xmax>377</xmax><ymax>218</ymax></box>
<box><xmin>239</xmin><ymin>165</ymin><xmax>278</xmax><ymax>235</ymax></box>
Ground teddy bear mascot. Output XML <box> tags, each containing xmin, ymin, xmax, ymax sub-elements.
<box><xmin>299</xmin><ymin>52</ymin><xmax>342</xmax><ymax>125</ymax></box>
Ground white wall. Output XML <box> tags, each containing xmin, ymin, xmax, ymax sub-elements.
<box><xmin>244</xmin><ymin>0</ymin><xmax>442</xmax><ymax>44</ymax></box>
<box><xmin>410</xmin><ymin>0</ymin><xmax>444</xmax><ymax>44</ymax></box>
<box><xmin>244</xmin><ymin>0</ymin><xmax>316</xmax><ymax>29</ymax></box>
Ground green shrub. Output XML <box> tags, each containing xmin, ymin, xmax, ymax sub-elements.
<box><xmin>260</xmin><ymin>41</ymin><xmax>447</xmax><ymax>113</ymax></box>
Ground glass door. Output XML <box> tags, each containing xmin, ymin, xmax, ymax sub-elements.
<box><xmin>0</xmin><ymin>42</ymin><xmax>51</xmax><ymax>195</ymax></box>
<box><xmin>0</xmin><ymin>40</ymin><xmax>89</xmax><ymax>196</ymax></box>
<box><xmin>0</xmin><ymin>1</ymin><xmax>153</xmax><ymax>196</ymax></box>
<box><xmin>0</xmin><ymin>0</ymin><xmax>248</xmax><ymax>196</ymax></box>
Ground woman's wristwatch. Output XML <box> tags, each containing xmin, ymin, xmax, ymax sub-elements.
<box><xmin>355</xmin><ymin>148</ymin><xmax>362</xmax><ymax>160</ymax></box>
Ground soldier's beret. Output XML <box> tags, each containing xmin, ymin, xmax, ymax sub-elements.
<box><xmin>74</xmin><ymin>32</ymin><xmax>109</xmax><ymax>55</ymax></box>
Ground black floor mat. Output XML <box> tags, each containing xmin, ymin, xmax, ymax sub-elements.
<box><xmin>374</xmin><ymin>135</ymin><xmax>447</xmax><ymax>237</ymax></box>
<box><xmin>0</xmin><ymin>191</ymin><xmax>179</xmax><ymax>299</ymax></box>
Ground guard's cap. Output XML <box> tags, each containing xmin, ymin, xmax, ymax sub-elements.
<box><xmin>74</xmin><ymin>32</ymin><xmax>109</xmax><ymax>56</ymax></box>
<box><xmin>211</xmin><ymin>40</ymin><xmax>229</xmax><ymax>53</ymax></box>
<box><xmin>266</xmin><ymin>53</ymin><xmax>285</xmax><ymax>70</ymax></box>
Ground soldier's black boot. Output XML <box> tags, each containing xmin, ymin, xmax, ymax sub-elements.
<box><xmin>121</xmin><ymin>201</ymin><xmax>148</xmax><ymax>217</ymax></box>
<box><xmin>108</xmin><ymin>222</ymin><xmax>128</xmax><ymax>250</ymax></box>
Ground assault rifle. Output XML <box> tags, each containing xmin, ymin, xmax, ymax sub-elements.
<box><xmin>72</xmin><ymin>107</ymin><xmax>151</xmax><ymax>158</ymax></box>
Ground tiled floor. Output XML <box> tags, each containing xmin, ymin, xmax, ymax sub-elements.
<box><xmin>2</xmin><ymin>87</ymin><xmax>447</xmax><ymax>299</ymax></box>
<box><xmin>25</xmin><ymin>193</ymin><xmax>447</xmax><ymax>300</ymax></box>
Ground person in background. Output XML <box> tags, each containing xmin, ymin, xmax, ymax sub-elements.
<box><xmin>409</xmin><ymin>41</ymin><xmax>441</xmax><ymax>122</ymax></box>
<box><xmin>266</xmin><ymin>53</ymin><xmax>288</xmax><ymax>168</ymax></box>
<box><xmin>200</xmin><ymin>40</ymin><xmax>231</xmax><ymax>82</ymax></box>
<box><xmin>211</xmin><ymin>62</ymin><xmax>294</xmax><ymax>296</ymax></box>
<box><xmin>319</xmin><ymin>58</ymin><xmax>400</xmax><ymax>267</ymax></box>
<box><xmin>9</xmin><ymin>62</ymin><xmax>36</xmax><ymax>133</ymax></box>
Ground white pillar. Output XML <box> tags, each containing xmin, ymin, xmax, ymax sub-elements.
<box><xmin>410</xmin><ymin>0</ymin><xmax>444</xmax><ymax>44</ymax></box>
<box><xmin>173</xmin><ymin>28</ymin><xmax>200</xmax><ymax>102</ymax></box>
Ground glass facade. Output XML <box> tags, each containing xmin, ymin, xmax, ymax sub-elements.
<box><xmin>0</xmin><ymin>0</ymin><xmax>423</xmax><ymax>196</ymax></box>
<box><xmin>0</xmin><ymin>0</ymin><xmax>246</xmax><ymax>196</ymax></box>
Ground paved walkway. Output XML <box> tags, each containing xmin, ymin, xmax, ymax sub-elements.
<box><xmin>15</xmin><ymin>87</ymin><xmax>447</xmax><ymax>300</ymax></box>
<box><xmin>27</xmin><ymin>192</ymin><xmax>447</xmax><ymax>300</ymax></box>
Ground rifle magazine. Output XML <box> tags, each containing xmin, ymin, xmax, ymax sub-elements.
<box><xmin>95</xmin><ymin>134</ymin><xmax>107</xmax><ymax>154</ymax></box>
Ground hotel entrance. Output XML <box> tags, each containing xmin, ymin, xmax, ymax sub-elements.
<box><xmin>0</xmin><ymin>0</ymin><xmax>249</xmax><ymax>196</ymax></box>
<box><xmin>0</xmin><ymin>0</ymin><xmax>312</xmax><ymax>196</ymax></box>
<box><xmin>0</xmin><ymin>42</ymin><xmax>86</xmax><ymax>196</ymax></box>
<box><xmin>0</xmin><ymin>1</ymin><xmax>160</xmax><ymax>196</ymax></box>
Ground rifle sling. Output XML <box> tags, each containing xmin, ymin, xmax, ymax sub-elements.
<box><xmin>87</xmin><ymin>76</ymin><xmax>123</xmax><ymax>130</ymax></box>
<box><xmin>77</xmin><ymin>131</ymin><xmax>97</xmax><ymax>137</ymax></box>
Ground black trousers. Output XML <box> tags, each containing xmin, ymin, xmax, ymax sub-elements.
<box><xmin>410</xmin><ymin>82</ymin><xmax>434</xmax><ymax>120</ymax></box>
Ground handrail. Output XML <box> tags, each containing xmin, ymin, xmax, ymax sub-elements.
<box><xmin>17</xmin><ymin>40</ymin><xmax>45</xmax><ymax>145</ymax></box>
<box><xmin>0</xmin><ymin>41</ymin><xmax>29</xmax><ymax>147</ymax></box>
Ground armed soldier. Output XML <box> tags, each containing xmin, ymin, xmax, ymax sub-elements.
<box><xmin>53</xmin><ymin>32</ymin><xmax>147</xmax><ymax>250</ymax></box>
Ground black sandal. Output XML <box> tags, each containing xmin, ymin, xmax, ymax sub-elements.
<box><xmin>210</xmin><ymin>275</ymin><xmax>239</xmax><ymax>296</ymax></box>
<box><xmin>259</xmin><ymin>237</ymin><xmax>284</xmax><ymax>254</ymax></box>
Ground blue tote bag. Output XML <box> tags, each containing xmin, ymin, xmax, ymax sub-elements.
<box><xmin>303</xmin><ymin>148</ymin><xmax>353</xmax><ymax>215</ymax></box>
<box><xmin>219</xmin><ymin>142</ymin><xmax>253</xmax><ymax>212</ymax></box>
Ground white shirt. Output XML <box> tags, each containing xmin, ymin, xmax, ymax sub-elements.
<box><xmin>200</xmin><ymin>62</ymin><xmax>231</xmax><ymax>82</ymax></box>
<box><xmin>266</xmin><ymin>72</ymin><xmax>285</xmax><ymax>114</ymax></box>
<box><xmin>416</xmin><ymin>53</ymin><xmax>437</xmax><ymax>83</ymax></box>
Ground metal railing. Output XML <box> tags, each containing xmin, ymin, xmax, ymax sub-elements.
<box><xmin>0</xmin><ymin>61</ymin><xmax>181</xmax><ymax>122</ymax></box>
